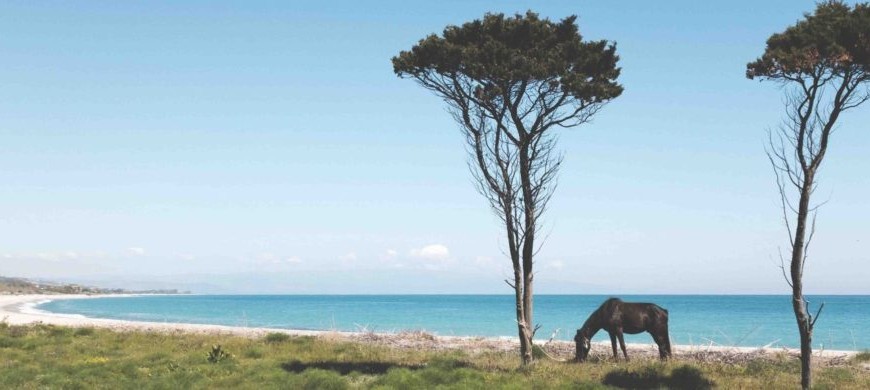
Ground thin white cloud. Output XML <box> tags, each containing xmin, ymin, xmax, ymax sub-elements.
<box><xmin>127</xmin><ymin>247</ymin><xmax>146</xmax><ymax>256</ymax></box>
<box><xmin>379</xmin><ymin>248</ymin><xmax>399</xmax><ymax>263</ymax></box>
<box><xmin>339</xmin><ymin>252</ymin><xmax>358</xmax><ymax>262</ymax></box>
<box><xmin>410</xmin><ymin>244</ymin><xmax>450</xmax><ymax>261</ymax></box>
<box><xmin>37</xmin><ymin>252</ymin><xmax>60</xmax><ymax>262</ymax></box>
<box><xmin>255</xmin><ymin>253</ymin><xmax>302</xmax><ymax>265</ymax></box>
<box><xmin>257</xmin><ymin>253</ymin><xmax>279</xmax><ymax>263</ymax></box>
<box><xmin>545</xmin><ymin>260</ymin><xmax>564</xmax><ymax>270</ymax></box>
<box><xmin>474</xmin><ymin>256</ymin><xmax>495</xmax><ymax>267</ymax></box>
<box><xmin>3</xmin><ymin>250</ymin><xmax>100</xmax><ymax>262</ymax></box>
<box><xmin>285</xmin><ymin>256</ymin><xmax>302</xmax><ymax>264</ymax></box>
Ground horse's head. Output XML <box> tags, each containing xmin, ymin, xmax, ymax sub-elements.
<box><xmin>574</xmin><ymin>329</ymin><xmax>591</xmax><ymax>362</ymax></box>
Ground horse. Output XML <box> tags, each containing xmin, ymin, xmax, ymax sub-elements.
<box><xmin>574</xmin><ymin>297</ymin><xmax>671</xmax><ymax>362</ymax></box>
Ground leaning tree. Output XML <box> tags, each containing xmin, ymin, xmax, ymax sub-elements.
<box><xmin>393</xmin><ymin>11</ymin><xmax>622</xmax><ymax>364</ymax></box>
<box><xmin>747</xmin><ymin>1</ymin><xmax>870</xmax><ymax>388</ymax></box>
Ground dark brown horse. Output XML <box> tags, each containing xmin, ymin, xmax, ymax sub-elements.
<box><xmin>574</xmin><ymin>297</ymin><xmax>671</xmax><ymax>362</ymax></box>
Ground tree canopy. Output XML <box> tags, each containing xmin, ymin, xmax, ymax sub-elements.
<box><xmin>747</xmin><ymin>1</ymin><xmax>870</xmax><ymax>82</ymax></box>
<box><xmin>393</xmin><ymin>11</ymin><xmax>623</xmax><ymax>116</ymax></box>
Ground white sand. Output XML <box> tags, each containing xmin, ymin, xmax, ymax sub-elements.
<box><xmin>0</xmin><ymin>294</ymin><xmax>330</xmax><ymax>338</ymax></box>
<box><xmin>0</xmin><ymin>294</ymin><xmax>859</xmax><ymax>360</ymax></box>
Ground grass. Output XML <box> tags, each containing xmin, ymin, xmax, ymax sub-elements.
<box><xmin>1</xmin><ymin>322</ymin><xmax>868</xmax><ymax>389</ymax></box>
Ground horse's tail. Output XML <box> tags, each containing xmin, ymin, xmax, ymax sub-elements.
<box><xmin>659</xmin><ymin>306</ymin><xmax>672</xmax><ymax>357</ymax></box>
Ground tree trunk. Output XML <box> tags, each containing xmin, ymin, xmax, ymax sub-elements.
<box><xmin>513</xmin><ymin>265</ymin><xmax>533</xmax><ymax>365</ymax></box>
<box><xmin>791</xmin><ymin>180</ymin><xmax>813</xmax><ymax>390</ymax></box>
<box><xmin>518</xmin><ymin>137</ymin><xmax>536</xmax><ymax>365</ymax></box>
<box><xmin>518</xmin><ymin>324</ymin><xmax>533</xmax><ymax>365</ymax></box>
<box><xmin>798</xmin><ymin>314</ymin><xmax>813</xmax><ymax>390</ymax></box>
<box><xmin>519</xmin><ymin>275</ymin><xmax>534</xmax><ymax>365</ymax></box>
<box><xmin>504</xmin><ymin>204</ymin><xmax>533</xmax><ymax>365</ymax></box>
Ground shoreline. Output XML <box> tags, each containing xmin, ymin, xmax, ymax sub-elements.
<box><xmin>0</xmin><ymin>294</ymin><xmax>860</xmax><ymax>361</ymax></box>
<box><xmin>0</xmin><ymin>294</ymin><xmax>331</xmax><ymax>338</ymax></box>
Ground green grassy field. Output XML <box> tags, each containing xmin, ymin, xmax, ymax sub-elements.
<box><xmin>1</xmin><ymin>323</ymin><xmax>868</xmax><ymax>389</ymax></box>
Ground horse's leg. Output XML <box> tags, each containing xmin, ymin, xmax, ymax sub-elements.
<box><xmin>616</xmin><ymin>330</ymin><xmax>629</xmax><ymax>361</ymax></box>
<box><xmin>661</xmin><ymin>313</ymin><xmax>673</xmax><ymax>359</ymax></box>
<box><xmin>609</xmin><ymin>332</ymin><xmax>618</xmax><ymax>360</ymax></box>
<box><xmin>653</xmin><ymin>322</ymin><xmax>672</xmax><ymax>359</ymax></box>
<box><xmin>652</xmin><ymin>332</ymin><xmax>667</xmax><ymax>360</ymax></box>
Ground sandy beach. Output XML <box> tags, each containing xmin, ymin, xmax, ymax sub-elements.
<box><xmin>0</xmin><ymin>294</ymin><xmax>329</xmax><ymax>338</ymax></box>
<box><xmin>0</xmin><ymin>294</ymin><xmax>859</xmax><ymax>362</ymax></box>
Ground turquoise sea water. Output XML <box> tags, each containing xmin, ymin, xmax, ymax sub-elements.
<box><xmin>38</xmin><ymin>295</ymin><xmax>870</xmax><ymax>350</ymax></box>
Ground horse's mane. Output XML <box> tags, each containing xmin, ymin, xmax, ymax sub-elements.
<box><xmin>598</xmin><ymin>297</ymin><xmax>622</xmax><ymax>310</ymax></box>
<box><xmin>594</xmin><ymin>297</ymin><xmax>623</xmax><ymax>316</ymax></box>
<box><xmin>580</xmin><ymin>297</ymin><xmax>622</xmax><ymax>334</ymax></box>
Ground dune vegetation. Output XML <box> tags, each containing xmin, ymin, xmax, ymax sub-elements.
<box><xmin>1</xmin><ymin>323</ymin><xmax>868</xmax><ymax>389</ymax></box>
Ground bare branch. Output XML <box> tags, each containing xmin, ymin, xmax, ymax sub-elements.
<box><xmin>531</xmin><ymin>323</ymin><xmax>542</xmax><ymax>339</ymax></box>
<box><xmin>801</xmin><ymin>211</ymin><xmax>819</xmax><ymax>278</ymax></box>
<box><xmin>776</xmin><ymin>248</ymin><xmax>794</xmax><ymax>288</ymax></box>
<box><xmin>809</xmin><ymin>302</ymin><xmax>825</xmax><ymax>330</ymax></box>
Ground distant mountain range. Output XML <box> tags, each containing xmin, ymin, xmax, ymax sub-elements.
<box><xmin>0</xmin><ymin>276</ymin><xmax>188</xmax><ymax>295</ymax></box>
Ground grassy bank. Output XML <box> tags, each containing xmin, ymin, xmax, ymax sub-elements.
<box><xmin>1</xmin><ymin>323</ymin><xmax>868</xmax><ymax>389</ymax></box>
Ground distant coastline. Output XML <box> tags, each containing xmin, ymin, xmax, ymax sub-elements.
<box><xmin>0</xmin><ymin>276</ymin><xmax>188</xmax><ymax>296</ymax></box>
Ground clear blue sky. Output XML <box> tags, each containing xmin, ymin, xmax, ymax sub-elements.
<box><xmin>1</xmin><ymin>1</ymin><xmax>868</xmax><ymax>294</ymax></box>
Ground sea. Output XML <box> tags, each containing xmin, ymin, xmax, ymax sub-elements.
<box><xmin>36</xmin><ymin>295</ymin><xmax>870</xmax><ymax>350</ymax></box>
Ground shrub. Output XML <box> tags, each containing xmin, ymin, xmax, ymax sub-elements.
<box><xmin>206</xmin><ymin>344</ymin><xmax>231</xmax><ymax>363</ymax></box>
<box><xmin>532</xmin><ymin>344</ymin><xmax>546</xmax><ymax>360</ymax></box>
<box><xmin>74</xmin><ymin>327</ymin><xmax>95</xmax><ymax>337</ymax></box>
<box><xmin>244</xmin><ymin>347</ymin><xmax>264</xmax><ymax>359</ymax></box>
<box><xmin>0</xmin><ymin>324</ymin><xmax>30</xmax><ymax>338</ymax></box>
<box><xmin>264</xmin><ymin>332</ymin><xmax>291</xmax><ymax>344</ymax></box>
<box><xmin>48</xmin><ymin>326</ymin><xmax>71</xmax><ymax>337</ymax></box>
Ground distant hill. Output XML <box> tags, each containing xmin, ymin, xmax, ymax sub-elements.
<box><xmin>0</xmin><ymin>276</ymin><xmax>188</xmax><ymax>295</ymax></box>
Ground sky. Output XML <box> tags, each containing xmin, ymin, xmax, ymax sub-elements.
<box><xmin>1</xmin><ymin>0</ymin><xmax>868</xmax><ymax>294</ymax></box>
